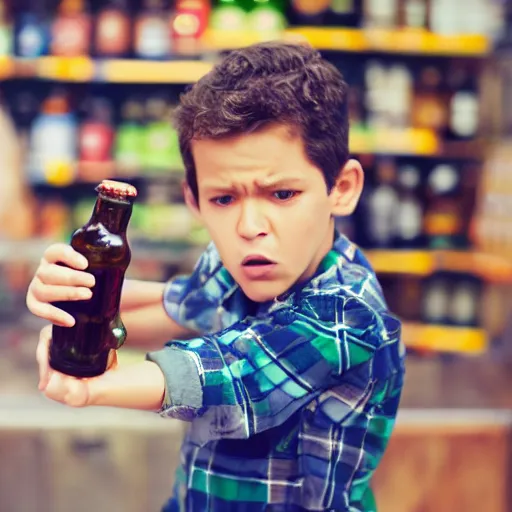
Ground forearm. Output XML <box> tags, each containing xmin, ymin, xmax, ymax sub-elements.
<box><xmin>122</xmin><ymin>302</ymin><xmax>197</xmax><ymax>350</ymax></box>
<box><xmin>120</xmin><ymin>279</ymin><xmax>166</xmax><ymax>312</ymax></box>
<box><xmin>90</xmin><ymin>361</ymin><xmax>166</xmax><ymax>411</ymax></box>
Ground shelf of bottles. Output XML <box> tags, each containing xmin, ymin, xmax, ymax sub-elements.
<box><xmin>0</xmin><ymin>0</ymin><xmax>507</xmax><ymax>355</ymax></box>
<box><xmin>0</xmin><ymin>0</ymin><xmax>498</xmax><ymax>67</ymax></box>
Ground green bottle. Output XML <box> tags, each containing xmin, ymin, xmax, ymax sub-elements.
<box><xmin>0</xmin><ymin>1</ymin><xmax>12</xmax><ymax>56</ymax></box>
<box><xmin>210</xmin><ymin>0</ymin><xmax>249</xmax><ymax>31</ymax></box>
<box><xmin>246</xmin><ymin>0</ymin><xmax>287</xmax><ymax>35</ymax></box>
<box><xmin>115</xmin><ymin>97</ymin><xmax>146</xmax><ymax>175</ymax></box>
<box><xmin>143</xmin><ymin>95</ymin><xmax>183</xmax><ymax>173</ymax></box>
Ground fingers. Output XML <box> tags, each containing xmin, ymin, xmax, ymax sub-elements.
<box><xmin>37</xmin><ymin>325</ymin><xmax>90</xmax><ymax>408</ymax></box>
<box><xmin>43</xmin><ymin>243</ymin><xmax>89</xmax><ymax>269</ymax></box>
<box><xmin>106</xmin><ymin>350</ymin><xmax>118</xmax><ymax>371</ymax></box>
<box><xmin>37</xmin><ymin>263</ymin><xmax>95</xmax><ymax>288</ymax></box>
<box><xmin>26</xmin><ymin>243</ymin><xmax>95</xmax><ymax>325</ymax></box>
<box><xmin>36</xmin><ymin>326</ymin><xmax>52</xmax><ymax>390</ymax></box>
<box><xmin>27</xmin><ymin>297</ymin><xmax>76</xmax><ymax>327</ymax></box>
<box><xmin>31</xmin><ymin>279</ymin><xmax>93</xmax><ymax>303</ymax></box>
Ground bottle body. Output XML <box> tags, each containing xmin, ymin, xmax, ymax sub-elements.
<box><xmin>50</xmin><ymin>183</ymin><xmax>136</xmax><ymax>378</ymax></box>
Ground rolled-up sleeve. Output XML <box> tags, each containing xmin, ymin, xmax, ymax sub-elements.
<box><xmin>147</xmin><ymin>292</ymin><xmax>398</xmax><ymax>442</ymax></box>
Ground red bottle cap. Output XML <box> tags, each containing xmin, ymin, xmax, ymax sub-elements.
<box><xmin>97</xmin><ymin>180</ymin><xmax>138</xmax><ymax>199</ymax></box>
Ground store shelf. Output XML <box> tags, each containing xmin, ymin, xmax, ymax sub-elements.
<box><xmin>350</xmin><ymin>127</ymin><xmax>440</xmax><ymax>156</ymax></box>
<box><xmin>0</xmin><ymin>26</ymin><xmax>490</xmax><ymax>83</ymax></box>
<box><xmin>402</xmin><ymin>323</ymin><xmax>487</xmax><ymax>354</ymax></box>
<box><xmin>366</xmin><ymin>249</ymin><xmax>512</xmax><ymax>283</ymax></box>
<box><xmin>29</xmin><ymin>127</ymin><xmax>440</xmax><ymax>186</ymax></box>
<box><xmin>204</xmin><ymin>27</ymin><xmax>491</xmax><ymax>56</ymax></box>
<box><xmin>0</xmin><ymin>56</ymin><xmax>215</xmax><ymax>83</ymax></box>
<box><xmin>366</xmin><ymin>250</ymin><xmax>435</xmax><ymax>276</ymax></box>
<box><xmin>102</xmin><ymin>59</ymin><xmax>214</xmax><ymax>84</ymax></box>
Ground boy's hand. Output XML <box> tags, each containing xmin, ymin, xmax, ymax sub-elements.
<box><xmin>36</xmin><ymin>325</ymin><xmax>118</xmax><ymax>408</ymax></box>
<box><xmin>26</xmin><ymin>243</ymin><xmax>95</xmax><ymax>327</ymax></box>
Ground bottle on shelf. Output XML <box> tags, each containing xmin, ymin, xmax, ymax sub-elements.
<box><xmin>363</xmin><ymin>0</ymin><xmax>399</xmax><ymax>29</ymax></box>
<box><xmin>50</xmin><ymin>180</ymin><xmax>137</xmax><ymax>378</ymax></box>
<box><xmin>364</xmin><ymin>59</ymin><xmax>390</xmax><ymax>131</ymax></box>
<box><xmin>288</xmin><ymin>0</ymin><xmax>331</xmax><ymax>25</ymax></box>
<box><xmin>361</xmin><ymin>157</ymin><xmax>400</xmax><ymax>248</ymax></box>
<box><xmin>448</xmin><ymin>274</ymin><xmax>482</xmax><ymax>327</ymax></box>
<box><xmin>134</xmin><ymin>0</ymin><xmax>172</xmax><ymax>59</ymax></box>
<box><xmin>445</xmin><ymin>62</ymin><xmax>480</xmax><ymax>141</ymax></box>
<box><xmin>326</xmin><ymin>0</ymin><xmax>362</xmax><ymax>27</ymax></box>
<box><xmin>14</xmin><ymin>0</ymin><xmax>51</xmax><ymax>58</ymax></box>
<box><xmin>143</xmin><ymin>94</ymin><xmax>183</xmax><ymax>171</ymax></box>
<box><xmin>394</xmin><ymin>163</ymin><xmax>425</xmax><ymax>248</ymax></box>
<box><xmin>28</xmin><ymin>88</ymin><xmax>78</xmax><ymax>186</ymax></box>
<box><xmin>412</xmin><ymin>65</ymin><xmax>449</xmax><ymax>135</ymax></box>
<box><xmin>115</xmin><ymin>96</ymin><xmax>146</xmax><ymax>175</ymax></box>
<box><xmin>246</xmin><ymin>0</ymin><xmax>287</xmax><ymax>37</ymax></box>
<box><xmin>429</xmin><ymin>0</ymin><xmax>460</xmax><ymax>35</ymax></box>
<box><xmin>51</xmin><ymin>0</ymin><xmax>92</xmax><ymax>57</ymax></box>
<box><xmin>0</xmin><ymin>0</ymin><xmax>12</xmax><ymax>56</ymax></box>
<box><xmin>78</xmin><ymin>97</ymin><xmax>115</xmax><ymax>176</ymax></box>
<box><xmin>421</xmin><ymin>272</ymin><xmax>451</xmax><ymax>325</ymax></box>
<box><xmin>94</xmin><ymin>0</ymin><xmax>132</xmax><ymax>58</ymax></box>
<box><xmin>423</xmin><ymin>162</ymin><xmax>465</xmax><ymax>249</ymax></box>
<box><xmin>209</xmin><ymin>0</ymin><xmax>249</xmax><ymax>32</ymax></box>
<box><xmin>386</xmin><ymin>63</ymin><xmax>413</xmax><ymax>130</ymax></box>
<box><xmin>398</xmin><ymin>0</ymin><xmax>429</xmax><ymax>30</ymax></box>
<box><xmin>171</xmin><ymin>0</ymin><xmax>210</xmax><ymax>48</ymax></box>
<box><xmin>38</xmin><ymin>198</ymin><xmax>72</xmax><ymax>241</ymax></box>
<box><xmin>10</xmin><ymin>89</ymin><xmax>40</xmax><ymax>158</ymax></box>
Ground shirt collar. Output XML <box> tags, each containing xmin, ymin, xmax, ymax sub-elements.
<box><xmin>215</xmin><ymin>230</ymin><xmax>371</xmax><ymax>313</ymax></box>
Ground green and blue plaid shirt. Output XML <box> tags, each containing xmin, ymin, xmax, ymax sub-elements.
<box><xmin>147</xmin><ymin>232</ymin><xmax>405</xmax><ymax>512</ymax></box>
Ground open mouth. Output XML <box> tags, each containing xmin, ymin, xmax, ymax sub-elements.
<box><xmin>242</xmin><ymin>256</ymin><xmax>275</xmax><ymax>266</ymax></box>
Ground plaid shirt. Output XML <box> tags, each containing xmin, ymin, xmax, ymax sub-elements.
<box><xmin>147</xmin><ymin>233</ymin><xmax>405</xmax><ymax>512</ymax></box>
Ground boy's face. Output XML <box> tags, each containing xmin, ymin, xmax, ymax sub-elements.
<box><xmin>186</xmin><ymin>124</ymin><xmax>363</xmax><ymax>303</ymax></box>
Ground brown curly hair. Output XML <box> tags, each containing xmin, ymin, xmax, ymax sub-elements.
<box><xmin>174</xmin><ymin>41</ymin><xmax>350</xmax><ymax>203</ymax></box>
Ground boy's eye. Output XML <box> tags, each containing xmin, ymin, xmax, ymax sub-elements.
<box><xmin>211</xmin><ymin>195</ymin><xmax>234</xmax><ymax>206</ymax></box>
<box><xmin>273</xmin><ymin>190</ymin><xmax>297</xmax><ymax>201</ymax></box>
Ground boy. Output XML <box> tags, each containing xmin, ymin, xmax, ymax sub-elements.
<box><xmin>26</xmin><ymin>42</ymin><xmax>405</xmax><ymax>512</ymax></box>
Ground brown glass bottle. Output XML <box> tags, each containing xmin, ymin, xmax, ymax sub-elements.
<box><xmin>50</xmin><ymin>180</ymin><xmax>137</xmax><ymax>378</ymax></box>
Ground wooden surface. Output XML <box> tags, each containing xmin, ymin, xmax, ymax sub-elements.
<box><xmin>373</xmin><ymin>421</ymin><xmax>512</xmax><ymax>512</ymax></box>
<box><xmin>0</xmin><ymin>425</ymin><xmax>185</xmax><ymax>512</ymax></box>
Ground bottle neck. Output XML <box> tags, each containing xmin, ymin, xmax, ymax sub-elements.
<box><xmin>90</xmin><ymin>193</ymin><xmax>133</xmax><ymax>234</ymax></box>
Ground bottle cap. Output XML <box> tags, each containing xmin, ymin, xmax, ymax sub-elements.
<box><xmin>97</xmin><ymin>180</ymin><xmax>138</xmax><ymax>199</ymax></box>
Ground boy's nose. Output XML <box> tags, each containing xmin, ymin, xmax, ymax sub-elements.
<box><xmin>237</xmin><ymin>200</ymin><xmax>269</xmax><ymax>240</ymax></box>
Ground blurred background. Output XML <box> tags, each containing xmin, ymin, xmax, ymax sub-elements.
<box><xmin>1</xmin><ymin>0</ymin><xmax>512</xmax><ymax>511</ymax></box>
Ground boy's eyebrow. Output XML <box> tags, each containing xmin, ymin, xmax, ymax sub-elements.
<box><xmin>255</xmin><ymin>177</ymin><xmax>305</xmax><ymax>189</ymax></box>
<box><xmin>201</xmin><ymin>177</ymin><xmax>305</xmax><ymax>193</ymax></box>
<box><xmin>200</xmin><ymin>183</ymin><xmax>238</xmax><ymax>194</ymax></box>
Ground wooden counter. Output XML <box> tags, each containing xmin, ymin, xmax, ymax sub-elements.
<box><xmin>373</xmin><ymin>410</ymin><xmax>512</xmax><ymax>512</ymax></box>
<box><xmin>0</xmin><ymin>398</ymin><xmax>510</xmax><ymax>512</ymax></box>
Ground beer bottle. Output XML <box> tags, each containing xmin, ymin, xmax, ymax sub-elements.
<box><xmin>50</xmin><ymin>180</ymin><xmax>137</xmax><ymax>378</ymax></box>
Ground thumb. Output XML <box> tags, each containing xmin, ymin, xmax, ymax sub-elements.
<box><xmin>36</xmin><ymin>325</ymin><xmax>52</xmax><ymax>391</ymax></box>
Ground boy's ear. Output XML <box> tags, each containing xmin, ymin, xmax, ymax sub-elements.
<box><xmin>182</xmin><ymin>181</ymin><xmax>202</xmax><ymax>221</ymax></box>
<box><xmin>329</xmin><ymin>159</ymin><xmax>364</xmax><ymax>217</ymax></box>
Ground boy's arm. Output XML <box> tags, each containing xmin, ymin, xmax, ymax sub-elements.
<box><xmin>38</xmin><ymin>294</ymin><xmax>401</xmax><ymax>424</ymax></box>
<box><xmin>145</xmin><ymin>294</ymin><xmax>402</xmax><ymax>441</ymax></box>
<box><xmin>120</xmin><ymin>279</ymin><xmax>166</xmax><ymax>311</ymax></box>
<box><xmin>122</xmin><ymin>302</ymin><xmax>197</xmax><ymax>350</ymax></box>
<box><xmin>119</xmin><ymin>242</ymin><xmax>239</xmax><ymax>349</ymax></box>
